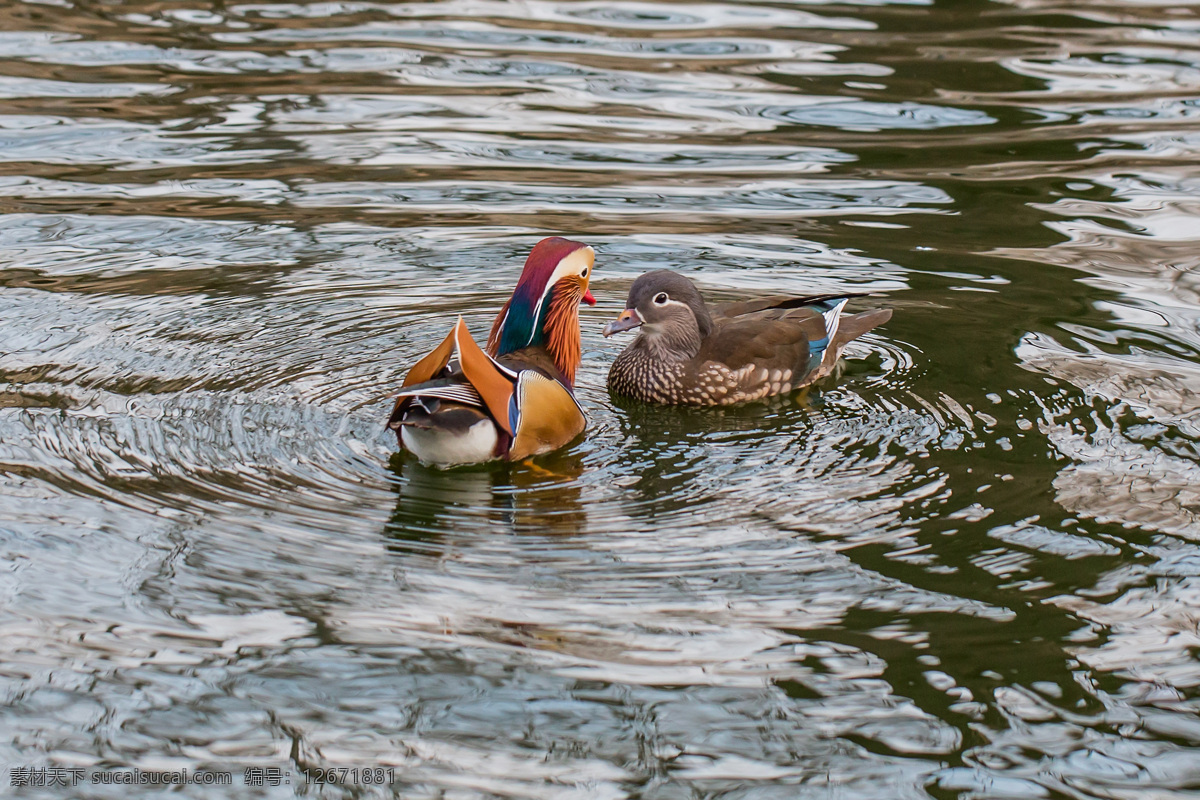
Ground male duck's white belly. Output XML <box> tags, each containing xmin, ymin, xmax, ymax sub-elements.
<box><xmin>400</xmin><ymin>419</ymin><xmax>499</xmax><ymax>467</ymax></box>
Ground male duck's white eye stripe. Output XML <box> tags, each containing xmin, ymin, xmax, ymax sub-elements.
<box><xmin>527</xmin><ymin>246</ymin><xmax>595</xmax><ymax>347</ymax></box>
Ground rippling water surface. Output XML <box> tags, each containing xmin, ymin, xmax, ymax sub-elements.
<box><xmin>4</xmin><ymin>0</ymin><xmax>1200</xmax><ymax>797</ymax></box>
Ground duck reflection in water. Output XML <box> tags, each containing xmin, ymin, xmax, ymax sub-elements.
<box><xmin>607</xmin><ymin>389</ymin><xmax>826</xmax><ymax>521</ymax></box>
<box><xmin>384</xmin><ymin>448</ymin><xmax>588</xmax><ymax>548</ymax></box>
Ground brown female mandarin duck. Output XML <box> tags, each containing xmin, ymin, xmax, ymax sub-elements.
<box><xmin>388</xmin><ymin>237</ymin><xmax>595</xmax><ymax>466</ymax></box>
<box><xmin>603</xmin><ymin>270</ymin><xmax>891</xmax><ymax>406</ymax></box>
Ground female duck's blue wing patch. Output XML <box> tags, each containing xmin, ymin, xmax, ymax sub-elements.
<box><xmin>804</xmin><ymin>297</ymin><xmax>850</xmax><ymax>369</ymax></box>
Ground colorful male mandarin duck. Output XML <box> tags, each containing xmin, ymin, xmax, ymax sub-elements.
<box><xmin>388</xmin><ymin>237</ymin><xmax>596</xmax><ymax>466</ymax></box>
<box><xmin>603</xmin><ymin>270</ymin><xmax>891</xmax><ymax>406</ymax></box>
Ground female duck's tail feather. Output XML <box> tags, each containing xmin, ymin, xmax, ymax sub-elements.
<box><xmin>833</xmin><ymin>308</ymin><xmax>893</xmax><ymax>346</ymax></box>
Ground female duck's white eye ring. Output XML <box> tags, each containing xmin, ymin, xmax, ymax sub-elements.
<box><xmin>653</xmin><ymin>292</ymin><xmax>669</xmax><ymax>305</ymax></box>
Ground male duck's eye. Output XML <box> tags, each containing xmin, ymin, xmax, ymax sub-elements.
<box><xmin>654</xmin><ymin>292</ymin><xmax>669</xmax><ymax>305</ymax></box>
<box><xmin>581</xmin><ymin>268</ymin><xmax>588</xmax><ymax>278</ymax></box>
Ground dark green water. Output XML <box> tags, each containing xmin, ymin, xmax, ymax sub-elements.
<box><xmin>3</xmin><ymin>0</ymin><xmax>1200</xmax><ymax>797</ymax></box>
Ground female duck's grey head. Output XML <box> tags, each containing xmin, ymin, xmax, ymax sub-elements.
<box><xmin>602</xmin><ymin>270</ymin><xmax>712</xmax><ymax>358</ymax></box>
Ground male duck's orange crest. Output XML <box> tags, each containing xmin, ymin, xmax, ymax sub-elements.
<box><xmin>487</xmin><ymin>237</ymin><xmax>594</xmax><ymax>386</ymax></box>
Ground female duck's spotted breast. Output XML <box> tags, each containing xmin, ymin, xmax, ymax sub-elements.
<box><xmin>610</xmin><ymin>350</ymin><xmax>784</xmax><ymax>406</ymax></box>
<box><xmin>608</xmin><ymin>349</ymin><xmax>679</xmax><ymax>404</ymax></box>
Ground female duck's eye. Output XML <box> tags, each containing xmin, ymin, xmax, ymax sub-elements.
<box><xmin>654</xmin><ymin>292</ymin><xmax>669</xmax><ymax>305</ymax></box>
